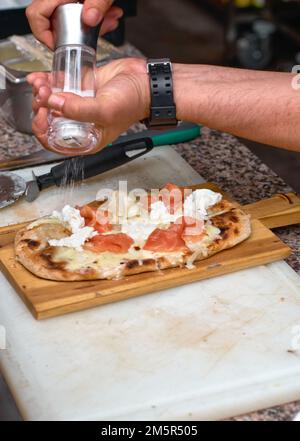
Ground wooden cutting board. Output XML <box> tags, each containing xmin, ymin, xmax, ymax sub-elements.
<box><xmin>0</xmin><ymin>183</ymin><xmax>299</xmax><ymax>320</ymax></box>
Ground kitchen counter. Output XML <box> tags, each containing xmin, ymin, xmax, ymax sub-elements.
<box><xmin>0</xmin><ymin>69</ymin><xmax>299</xmax><ymax>422</ymax></box>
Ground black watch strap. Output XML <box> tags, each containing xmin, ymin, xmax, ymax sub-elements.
<box><xmin>142</xmin><ymin>58</ymin><xmax>178</xmax><ymax>130</ymax></box>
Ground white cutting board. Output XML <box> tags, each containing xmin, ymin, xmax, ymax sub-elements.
<box><xmin>0</xmin><ymin>147</ymin><xmax>300</xmax><ymax>421</ymax></box>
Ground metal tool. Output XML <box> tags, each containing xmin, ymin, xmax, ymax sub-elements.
<box><xmin>0</xmin><ymin>138</ymin><xmax>153</xmax><ymax>209</ymax></box>
<box><xmin>0</xmin><ymin>171</ymin><xmax>26</xmax><ymax>209</ymax></box>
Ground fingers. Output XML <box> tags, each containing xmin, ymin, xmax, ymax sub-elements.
<box><xmin>26</xmin><ymin>0</ymin><xmax>122</xmax><ymax>50</ymax></box>
<box><xmin>27</xmin><ymin>72</ymin><xmax>47</xmax><ymax>85</ymax></box>
<box><xmin>26</xmin><ymin>0</ymin><xmax>71</xmax><ymax>49</ymax></box>
<box><xmin>28</xmin><ymin>72</ymin><xmax>51</xmax><ymax>112</ymax></box>
<box><xmin>33</xmin><ymin>86</ymin><xmax>51</xmax><ymax>113</ymax></box>
<box><xmin>82</xmin><ymin>0</ymin><xmax>114</xmax><ymax>26</ymax></box>
<box><xmin>32</xmin><ymin>107</ymin><xmax>52</xmax><ymax>152</ymax></box>
<box><xmin>100</xmin><ymin>6</ymin><xmax>123</xmax><ymax>35</ymax></box>
<box><xmin>48</xmin><ymin>93</ymin><xmax>101</xmax><ymax>123</ymax></box>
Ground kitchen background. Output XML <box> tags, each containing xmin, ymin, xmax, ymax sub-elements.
<box><xmin>0</xmin><ymin>0</ymin><xmax>299</xmax><ymax>421</ymax></box>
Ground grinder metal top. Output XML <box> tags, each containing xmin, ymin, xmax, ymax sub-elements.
<box><xmin>52</xmin><ymin>3</ymin><xmax>101</xmax><ymax>51</ymax></box>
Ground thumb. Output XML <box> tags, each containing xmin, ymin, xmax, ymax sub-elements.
<box><xmin>48</xmin><ymin>93</ymin><xmax>100</xmax><ymax>123</ymax></box>
<box><xmin>82</xmin><ymin>0</ymin><xmax>114</xmax><ymax>27</ymax></box>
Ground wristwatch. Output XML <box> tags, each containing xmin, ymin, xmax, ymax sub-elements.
<box><xmin>142</xmin><ymin>58</ymin><xmax>178</xmax><ymax>130</ymax></box>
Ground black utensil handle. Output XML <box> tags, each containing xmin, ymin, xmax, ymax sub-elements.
<box><xmin>36</xmin><ymin>138</ymin><xmax>153</xmax><ymax>189</ymax></box>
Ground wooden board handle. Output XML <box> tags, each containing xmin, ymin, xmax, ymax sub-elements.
<box><xmin>243</xmin><ymin>192</ymin><xmax>300</xmax><ymax>229</ymax></box>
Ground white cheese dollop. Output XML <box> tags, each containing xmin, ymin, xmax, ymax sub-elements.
<box><xmin>49</xmin><ymin>205</ymin><xmax>97</xmax><ymax>250</ymax></box>
<box><xmin>52</xmin><ymin>205</ymin><xmax>84</xmax><ymax>233</ymax></box>
<box><xmin>121</xmin><ymin>201</ymin><xmax>174</xmax><ymax>247</ymax></box>
<box><xmin>48</xmin><ymin>226</ymin><xmax>96</xmax><ymax>250</ymax></box>
<box><xmin>121</xmin><ymin>220</ymin><xmax>156</xmax><ymax>248</ymax></box>
<box><xmin>184</xmin><ymin>189</ymin><xmax>222</xmax><ymax>220</ymax></box>
<box><xmin>150</xmin><ymin>201</ymin><xmax>174</xmax><ymax>224</ymax></box>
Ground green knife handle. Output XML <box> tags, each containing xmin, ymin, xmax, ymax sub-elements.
<box><xmin>152</xmin><ymin>124</ymin><xmax>201</xmax><ymax>146</ymax></box>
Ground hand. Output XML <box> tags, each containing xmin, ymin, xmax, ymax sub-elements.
<box><xmin>27</xmin><ymin>58</ymin><xmax>150</xmax><ymax>155</ymax></box>
<box><xmin>26</xmin><ymin>0</ymin><xmax>123</xmax><ymax>50</ymax></box>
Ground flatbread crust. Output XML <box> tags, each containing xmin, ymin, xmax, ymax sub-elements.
<box><xmin>15</xmin><ymin>205</ymin><xmax>251</xmax><ymax>281</ymax></box>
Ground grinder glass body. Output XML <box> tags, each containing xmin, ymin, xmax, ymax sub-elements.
<box><xmin>48</xmin><ymin>3</ymin><xmax>101</xmax><ymax>155</ymax></box>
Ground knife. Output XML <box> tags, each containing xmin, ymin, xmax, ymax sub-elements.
<box><xmin>111</xmin><ymin>122</ymin><xmax>201</xmax><ymax>148</ymax></box>
<box><xmin>0</xmin><ymin>123</ymin><xmax>201</xmax><ymax>208</ymax></box>
<box><xmin>0</xmin><ymin>137</ymin><xmax>153</xmax><ymax>209</ymax></box>
<box><xmin>0</xmin><ymin>123</ymin><xmax>201</xmax><ymax>172</ymax></box>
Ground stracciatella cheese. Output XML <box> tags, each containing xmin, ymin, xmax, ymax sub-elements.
<box><xmin>48</xmin><ymin>227</ymin><xmax>96</xmax><ymax>250</ymax></box>
<box><xmin>49</xmin><ymin>205</ymin><xmax>97</xmax><ymax>250</ymax></box>
<box><xmin>52</xmin><ymin>205</ymin><xmax>85</xmax><ymax>233</ymax></box>
<box><xmin>184</xmin><ymin>189</ymin><xmax>222</xmax><ymax>220</ymax></box>
<box><xmin>121</xmin><ymin>201</ymin><xmax>174</xmax><ymax>247</ymax></box>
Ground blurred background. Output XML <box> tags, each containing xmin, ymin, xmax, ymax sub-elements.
<box><xmin>3</xmin><ymin>0</ymin><xmax>300</xmax><ymax>70</ymax></box>
<box><xmin>127</xmin><ymin>0</ymin><xmax>300</xmax><ymax>71</ymax></box>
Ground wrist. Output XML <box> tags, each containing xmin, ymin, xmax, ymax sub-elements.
<box><xmin>172</xmin><ymin>63</ymin><xmax>203</xmax><ymax>122</ymax></box>
<box><xmin>122</xmin><ymin>57</ymin><xmax>150</xmax><ymax>121</ymax></box>
<box><xmin>172</xmin><ymin>63</ymin><xmax>189</xmax><ymax>121</ymax></box>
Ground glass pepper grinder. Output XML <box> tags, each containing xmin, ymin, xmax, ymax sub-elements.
<box><xmin>48</xmin><ymin>3</ymin><xmax>101</xmax><ymax>154</ymax></box>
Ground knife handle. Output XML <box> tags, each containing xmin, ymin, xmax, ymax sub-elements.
<box><xmin>36</xmin><ymin>138</ymin><xmax>153</xmax><ymax>189</ymax></box>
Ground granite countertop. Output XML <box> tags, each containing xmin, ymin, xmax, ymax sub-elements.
<box><xmin>0</xmin><ymin>42</ymin><xmax>299</xmax><ymax>420</ymax></box>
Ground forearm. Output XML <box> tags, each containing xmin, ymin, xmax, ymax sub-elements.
<box><xmin>173</xmin><ymin>64</ymin><xmax>300</xmax><ymax>152</ymax></box>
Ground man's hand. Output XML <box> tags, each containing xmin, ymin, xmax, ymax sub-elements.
<box><xmin>26</xmin><ymin>0</ymin><xmax>123</xmax><ymax>49</ymax></box>
<box><xmin>27</xmin><ymin>58</ymin><xmax>150</xmax><ymax>155</ymax></box>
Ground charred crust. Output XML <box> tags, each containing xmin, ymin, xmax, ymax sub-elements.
<box><xmin>234</xmin><ymin>227</ymin><xmax>239</xmax><ymax>235</ymax></box>
<box><xmin>22</xmin><ymin>239</ymin><xmax>40</xmax><ymax>250</ymax></box>
<box><xmin>219</xmin><ymin>226</ymin><xmax>228</xmax><ymax>235</ymax></box>
<box><xmin>40</xmin><ymin>248</ymin><xmax>66</xmax><ymax>270</ymax></box>
<box><xmin>229</xmin><ymin>215</ymin><xmax>238</xmax><ymax>223</ymax></box>
<box><xmin>142</xmin><ymin>258</ymin><xmax>156</xmax><ymax>266</ymax></box>
<box><xmin>125</xmin><ymin>259</ymin><xmax>139</xmax><ymax>270</ymax></box>
<box><xmin>134</xmin><ymin>246</ymin><xmax>141</xmax><ymax>251</ymax></box>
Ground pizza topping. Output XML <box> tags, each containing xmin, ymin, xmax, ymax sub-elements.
<box><xmin>121</xmin><ymin>220</ymin><xmax>157</xmax><ymax>248</ymax></box>
<box><xmin>150</xmin><ymin>200</ymin><xmax>174</xmax><ymax>224</ymax></box>
<box><xmin>100</xmin><ymin>190</ymin><xmax>145</xmax><ymax>220</ymax></box>
<box><xmin>84</xmin><ymin>233</ymin><xmax>134</xmax><ymax>254</ymax></box>
<box><xmin>162</xmin><ymin>182</ymin><xmax>185</xmax><ymax>214</ymax></box>
<box><xmin>46</xmin><ymin>187</ymin><xmax>223</xmax><ymax>254</ymax></box>
<box><xmin>144</xmin><ymin>223</ymin><xmax>189</xmax><ymax>252</ymax></box>
<box><xmin>52</xmin><ymin>205</ymin><xmax>85</xmax><ymax>233</ymax></box>
<box><xmin>48</xmin><ymin>226</ymin><xmax>96</xmax><ymax>250</ymax></box>
<box><xmin>79</xmin><ymin>205</ymin><xmax>97</xmax><ymax>227</ymax></box>
<box><xmin>143</xmin><ymin>183</ymin><xmax>184</xmax><ymax>215</ymax></box>
<box><xmin>181</xmin><ymin>216</ymin><xmax>205</xmax><ymax>242</ymax></box>
<box><xmin>49</xmin><ymin>205</ymin><xmax>97</xmax><ymax>250</ymax></box>
<box><xmin>79</xmin><ymin>205</ymin><xmax>112</xmax><ymax>233</ymax></box>
<box><xmin>184</xmin><ymin>189</ymin><xmax>222</xmax><ymax>220</ymax></box>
